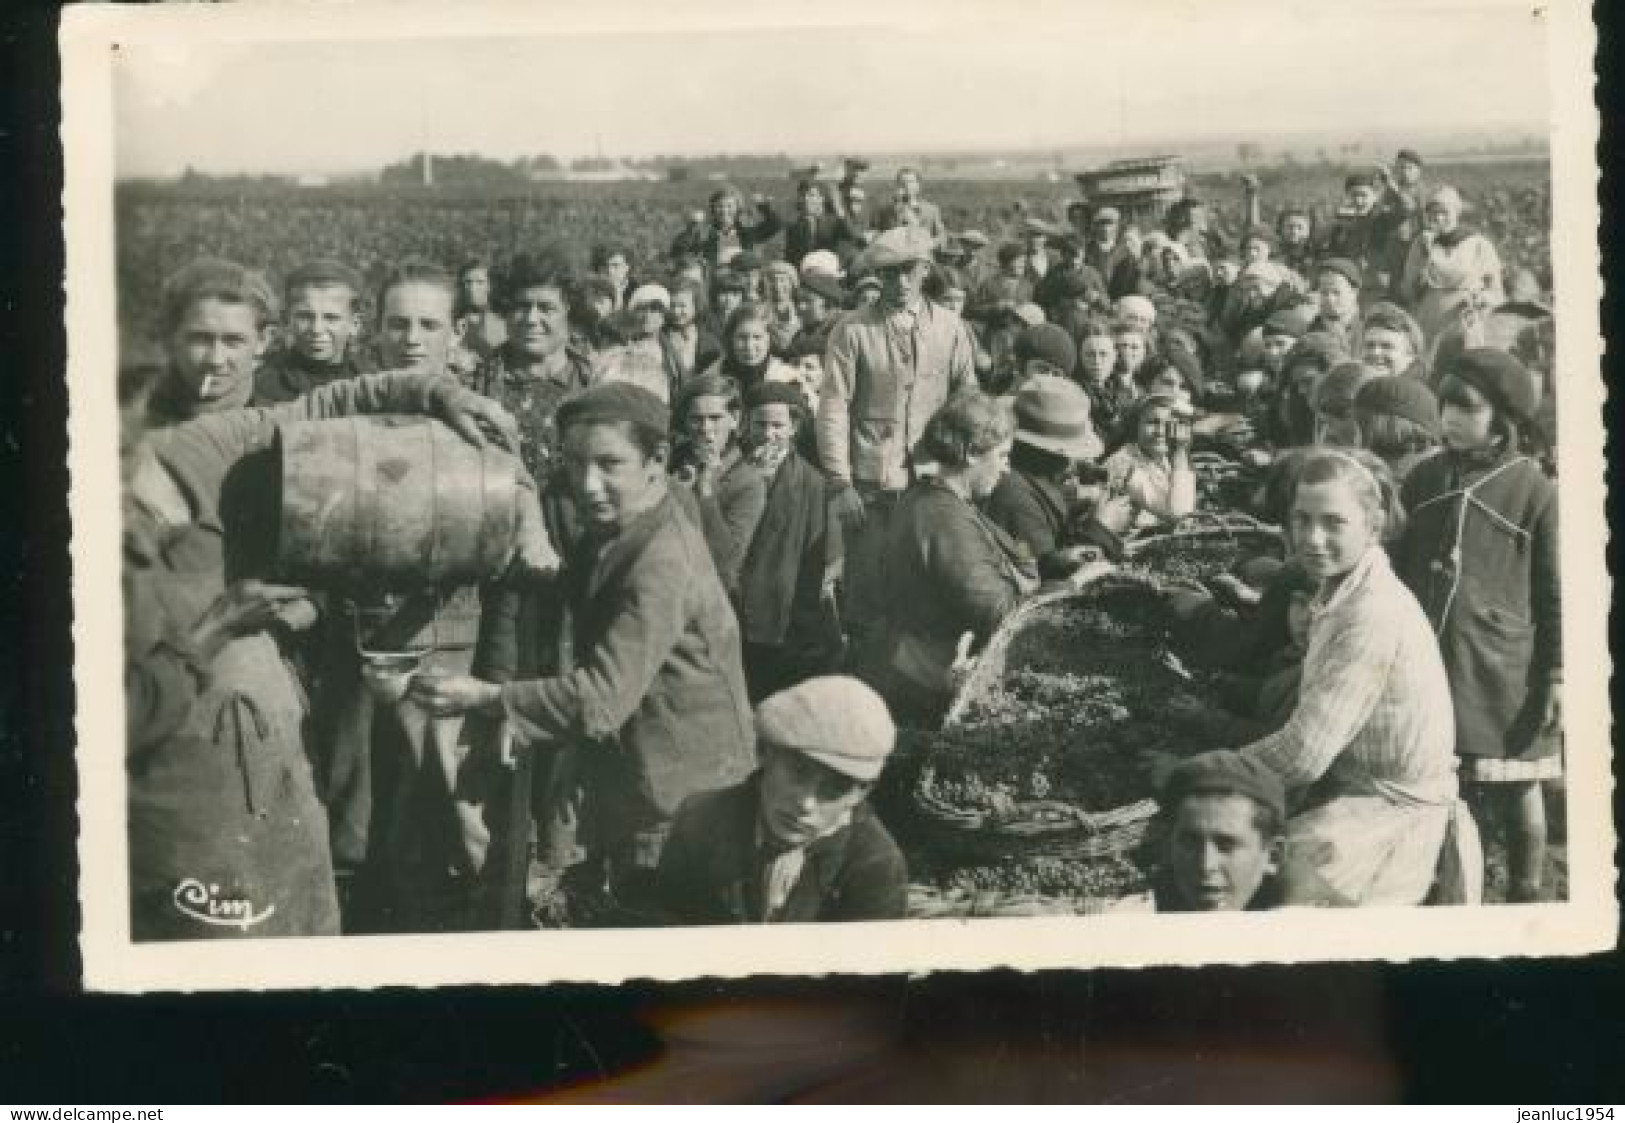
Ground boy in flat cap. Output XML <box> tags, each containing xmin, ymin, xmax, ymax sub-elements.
<box><xmin>1155</xmin><ymin>750</ymin><xmax>1286</xmax><ymax>912</ymax></box>
<box><xmin>655</xmin><ymin>676</ymin><xmax>908</xmax><ymax>924</ymax></box>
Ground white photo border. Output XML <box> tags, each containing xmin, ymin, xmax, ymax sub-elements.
<box><xmin>61</xmin><ymin>0</ymin><xmax>1617</xmax><ymax>993</ymax></box>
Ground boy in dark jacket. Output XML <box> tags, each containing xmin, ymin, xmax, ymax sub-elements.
<box><xmin>656</xmin><ymin>676</ymin><xmax>908</xmax><ymax>925</ymax></box>
<box><xmin>411</xmin><ymin>384</ymin><xmax>758</xmax><ymax>908</ymax></box>
<box><xmin>253</xmin><ymin>259</ymin><xmax>375</xmax><ymax>405</ymax></box>
<box><xmin>734</xmin><ymin>381</ymin><xmax>845</xmax><ymax>701</ymax></box>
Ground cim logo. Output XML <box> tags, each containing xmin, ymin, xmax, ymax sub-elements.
<box><xmin>172</xmin><ymin>878</ymin><xmax>276</xmax><ymax>931</ymax></box>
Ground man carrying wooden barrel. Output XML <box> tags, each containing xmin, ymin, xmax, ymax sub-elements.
<box><xmin>119</xmin><ymin>355</ymin><xmax>518</xmax><ymax>941</ymax></box>
<box><xmin>308</xmin><ymin>260</ymin><xmax>559</xmax><ymax>936</ymax></box>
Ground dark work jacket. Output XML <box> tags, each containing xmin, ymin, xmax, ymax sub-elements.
<box><xmin>783</xmin><ymin>214</ymin><xmax>844</xmax><ymax>267</ymax></box>
<box><xmin>831</xmin><ymin>215</ymin><xmax>873</xmax><ymax>270</ymax></box>
<box><xmin>252</xmin><ymin>346</ymin><xmax>377</xmax><ymax>406</ymax></box>
<box><xmin>870</xmin><ymin>479</ymin><xmax>1026</xmax><ymax>722</ymax></box>
<box><xmin>501</xmin><ymin>490</ymin><xmax>757</xmax><ymax>867</ymax></box>
<box><xmin>1032</xmin><ymin>262</ymin><xmax>1108</xmax><ymax>317</ymax></box>
<box><xmin>986</xmin><ymin>468</ymin><xmax>1070</xmax><ymax>577</ymax></box>
<box><xmin>1323</xmin><ymin>212</ymin><xmax>1387</xmax><ymax>289</ymax></box>
<box><xmin>987</xmin><ymin>468</ymin><xmax>1128</xmax><ymax>577</ymax></box>
<box><xmin>1083</xmin><ymin>241</ymin><xmax>1145</xmax><ymax>300</ymax></box>
<box><xmin>1393</xmin><ymin>448</ymin><xmax>1561</xmax><ymax>760</ymax></box>
<box><xmin>655</xmin><ymin>773</ymin><xmax>908</xmax><ymax>924</ymax></box>
<box><xmin>736</xmin><ymin>449</ymin><xmax>842</xmax><ymax>649</ymax></box>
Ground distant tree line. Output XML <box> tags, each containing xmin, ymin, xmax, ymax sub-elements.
<box><xmin>375</xmin><ymin>151</ymin><xmax>802</xmax><ymax>185</ymax></box>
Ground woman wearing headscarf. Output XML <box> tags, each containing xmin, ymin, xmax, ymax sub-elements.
<box><xmin>1398</xmin><ymin>185</ymin><xmax>1507</xmax><ymax>346</ymax></box>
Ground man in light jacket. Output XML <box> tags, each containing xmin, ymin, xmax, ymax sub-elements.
<box><xmin>815</xmin><ymin>225</ymin><xmax>976</xmax><ymax>662</ymax></box>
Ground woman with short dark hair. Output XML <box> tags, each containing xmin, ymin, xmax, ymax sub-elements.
<box><xmin>864</xmin><ymin>392</ymin><xmax>1034</xmax><ymax>727</ymax></box>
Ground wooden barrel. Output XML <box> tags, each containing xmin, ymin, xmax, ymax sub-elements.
<box><xmin>275</xmin><ymin>416</ymin><xmax>521</xmax><ymax>585</ymax></box>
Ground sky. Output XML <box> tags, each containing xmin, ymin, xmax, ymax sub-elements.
<box><xmin>110</xmin><ymin>0</ymin><xmax>1552</xmax><ymax>178</ymax></box>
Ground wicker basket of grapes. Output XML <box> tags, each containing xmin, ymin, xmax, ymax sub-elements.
<box><xmin>1125</xmin><ymin>510</ymin><xmax>1284</xmax><ymax>585</ymax></box>
<box><xmin>906</xmin><ymin>569</ymin><xmax>1264</xmax><ymax>866</ymax></box>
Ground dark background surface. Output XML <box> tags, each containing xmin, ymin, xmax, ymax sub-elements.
<box><xmin>0</xmin><ymin>0</ymin><xmax>1618</xmax><ymax>1103</ymax></box>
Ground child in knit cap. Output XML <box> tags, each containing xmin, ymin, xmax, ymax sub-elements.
<box><xmin>1311</xmin><ymin>361</ymin><xmax>1377</xmax><ymax>447</ymax></box>
<box><xmin>1354</xmin><ymin>375</ymin><xmax>1442</xmax><ymax>482</ymax></box>
<box><xmin>1391</xmin><ymin>350</ymin><xmax>1561</xmax><ymax>903</ymax></box>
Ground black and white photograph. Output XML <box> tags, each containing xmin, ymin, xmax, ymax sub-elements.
<box><xmin>60</xmin><ymin>0</ymin><xmax>1613</xmax><ymax>990</ymax></box>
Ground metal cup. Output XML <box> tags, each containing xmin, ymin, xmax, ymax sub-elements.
<box><xmin>360</xmin><ymin>652</ymin><xmax>422</xmax><ymax>704</ymax></box>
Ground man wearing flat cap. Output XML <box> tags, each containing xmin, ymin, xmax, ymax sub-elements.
<box><xmin>655</xmin><ymin>676</ymin><xmax>909</xmax><ymax>924</ymax></box>
<box><xmin>1155</xmin><ymin>750</ymin><xmax>1286</xmax><ymax>912</ymax></box>
<box><xmin>1378</xmin><ymin>148</ymin><xmax>1428</xmax><ymax>287</ymax></box>
<box><xmin>818</xmin><ymin>225</ymin><xmax>977</xmax><ymax>663</ymax></box>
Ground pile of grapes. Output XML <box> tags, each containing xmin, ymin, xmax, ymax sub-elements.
<box><xmin>1130</xmin><ymin>531</ymin><xmax>1283</xmax><ymax>585</ymax></box>
<box><xmin>915</xmin><ymin>579</ymin><xmax>1257</xmax><ymax>822</ymax></box>
<box><xmin>942</xmin><ymin>854</ymin><xmax>1148</xmax><ymax>901</ymax></box>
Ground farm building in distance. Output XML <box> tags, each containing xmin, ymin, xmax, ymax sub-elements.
<box><xmin>1074</xmin><ymin>155</ymin><xmax>1188</xmax><ymax>225</ymax></box>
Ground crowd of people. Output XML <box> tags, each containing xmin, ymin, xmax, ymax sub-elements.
<box><xmin>121</xmin><ymin>151</ymin><xmax>1564</xmax><ymax>939</ymax></box>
